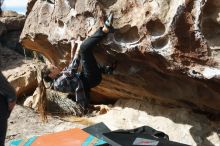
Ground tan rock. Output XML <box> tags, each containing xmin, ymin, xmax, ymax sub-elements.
<box><xmin>0</xmin><ymin>46</ymin><xmax>39</xmax><ymax>98</ymax></box>
<box><xmin>20</xmin><ymin>0</ymin><xmax>220</xmax><ymax>113</ymax></box>
<box><xmin>89</xmin><ymin>99</ymin><xmax>220</xmax><ymax>146</ymax></box>
<box><xmin>23</xmin><ymin>87</ymin><xmax>41</xmax><ymax>111</ymax></box>
<box><xmin>0</xmin><ymin>10</ymin><xmax>25</xmax><ymax>31</ymax></box>
<box><xmin>0</xmin><ymin>10</ymin><xmax>26</xmax><ymax>53</ymax></box>
<box><xmin>24</xmin><ymin>81</ymin><xmax>84</xmax><ymax>116</ymax></box>
<box><xmin>2</xmin><ymin>62</ymin><xmax>38</xmax><ymax>98</ymax></box>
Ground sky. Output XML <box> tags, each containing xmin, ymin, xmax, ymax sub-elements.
<box><xmin>2</xmin><ymin>0</ymin><xmax>28</xmax><ymax>15</ymax></box>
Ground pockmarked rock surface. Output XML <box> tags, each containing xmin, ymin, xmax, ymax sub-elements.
<box><xmin>20</xmin><ymin>0</ymin><xmax>220</xmax><ymax>113</ymax></box>
<box><xmin>0</xmin><ymin>10</ymin><xmax>38</xmax><ymax>98</ymax></box>
<box><xmin>89</xmin><ymin>99</ymin><xmax>220</xmax><ymax>146</ymax></box>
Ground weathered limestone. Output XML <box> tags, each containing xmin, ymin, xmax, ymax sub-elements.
<box><xmin>20</xmin><ymin>0</ymin><xmax>220</xmax><ymax>114</ymax></box>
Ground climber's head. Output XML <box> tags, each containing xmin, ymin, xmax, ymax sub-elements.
<box><xmin>41</xmin><ymin>65</ymin><xmax>60</xmax><ymax>82</ymax></box>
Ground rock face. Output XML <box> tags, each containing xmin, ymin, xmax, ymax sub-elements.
<box><xmin>0</xmin><ymin>10</ymin><xmax>26</xmax><ymax>54</ymax></box>
<box><xmin>20</xmin><ymin>0</ymin><xmax>220</xmax><ymax>114</ymax></box>
<box><xmin>0</xmin><ymin>45</ymin><xmax>39</xmax><ymax>98</ymax></box>
<box><xmin>0</xmin><ymin>10</ymin><xmax>37</xmax><ymax>98</ymax></box>
<box><xmin>89</xmin><ymin>99</ymin><xmax>220</xmax><ymax>146</ymax></box>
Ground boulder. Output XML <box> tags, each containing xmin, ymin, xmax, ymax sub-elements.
<box><xmin>2</xmin><ymin>61</ymin><xmax>38</xmax><ymax>98</ymax></box>
<box><xmin>24</xmin><ymin>87</ymin><xmax>84</xmax><ymax>116</ymax></box>
<box><xmin>20</xmin><ymin>0</ymin><xmax>220</xmax><ymax>114</ymax></box>
<box><xmin>89</xmin><ymin>99</ymin><xmax>220</xmax><ymax>146</ymax></box>
<box><xmin>0</xmin><ymin>10</ymin><xmax>26</xmax><ymax>54</ymax></box>
<box><xmin>0</xmin><ymin>45</ymin><xmax>38</xmax><ymax>98</ymax></box>
<box><xmin>0</xmin><ymin>10</ymin><xmax>25</xmax><ymax>31</ymax></box>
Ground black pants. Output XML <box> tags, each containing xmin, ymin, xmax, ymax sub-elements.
<box><xmin>0</xmin><ymin>97</ymin><xmax>8</xmax><ymax>146</ymax></box>
<box><xmin>80</xmin><ymin>28</ymin><xmax>107</xmax><ymax>94</ymax></box>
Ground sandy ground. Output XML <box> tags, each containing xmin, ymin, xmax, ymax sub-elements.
<box><xmin>5</xmin><ymin>105</ymin><xmax>87</xmax><ymax>145</ymax></box>
<box><xmin>5</xmin><ymin>100</ymin><xmax>220</xmax><ymax>146</ymax></box>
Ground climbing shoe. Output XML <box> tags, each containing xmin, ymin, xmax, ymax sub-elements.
<box><xmin>104</xmin><ymin>13</ymin><xmax>114</xmax><ymax>33</ymax></box>
<box><xmin>105</xmin><ymin>13</ymin><xmax>113</xmax><ymax>27</ymax></box>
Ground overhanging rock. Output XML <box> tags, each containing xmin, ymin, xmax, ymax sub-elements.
<box><xmin>20</xmin><ymin>0</ymin><xmax>220</xmax><ymax>114</ymax></box>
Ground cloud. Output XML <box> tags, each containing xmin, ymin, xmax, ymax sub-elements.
<box><xmin>3</xmin><ymin>0</ymin><xmax>28</xmax><ymax>7</ymax></box>
<box><xmin>2</xmin><ymin>0</ymin><xmax>28</xmax><ymax>14</ymax></box>
<box><xmin>17</xmin><ymin>11</ymin><xmax>25</xmax><ymax>15</ymax></box>
<box><xmin>3</xmin><ymin>6</ymin><xmax>26</xmax><ymax>14</ymax></box>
